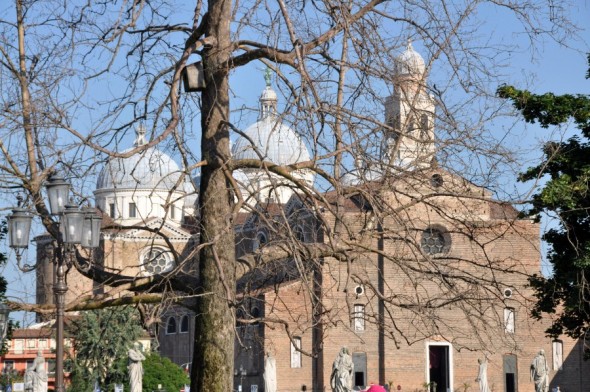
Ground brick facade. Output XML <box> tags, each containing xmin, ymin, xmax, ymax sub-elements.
<box><xmin>231</xmin><ymin>170</ymin><xmax>590</xmax><ymax>392</ymax></box>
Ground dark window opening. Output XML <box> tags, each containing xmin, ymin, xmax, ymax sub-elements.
<box><xmin>294</xmin><ymin>226</ymin><xmax>305</xmax><ymax>242</ymax></box>
<box><xmin>352</xmin><ymin>352</ymin><xmax>367</xmax><ymax>389</ymax></box>
<box><xmin>503</xmin><ymin>354</ymin><xmax>518</xmax><ymax>392</ymax></box>
<box><xmin>431</xmin><ymin>174</ymin><xmax>443</xmax><ymax>188</ymax></box>
<box><xmin>109</xmin><ymin>203</ymin><xmax>116</xmax><ymax>218</ymax></box>
<box><xmin>129</xmin><ymin>202</ymin><xmax>137</xmax><ymax>218</ymax></box>
<box><xmin>166</xmin><ymin>316</ymin><xmax>177</xmax><ymax>334</ymax></box>
<box><xmin>429</xmin><ymin>345</ymin><xmax>450</xmax><ymax>392</ymax></box>
<box><xmin>420</xmin><ymin>114</ymin><xmax>429</xmax><ymax>138</ymax></box>
<box><xmin>355</xmin><ymin>372</ymin><xmax>365</xmax><ymax>387</ymax></box>
<box><xmin>505</xmin><ymin>374</ymin><xmax>516</xmax><ymax>392</ymax></box>
<box><xmin>180</xmin><ymin>315</ymin><xmax>189</xmax><ymax>333</ymax></box>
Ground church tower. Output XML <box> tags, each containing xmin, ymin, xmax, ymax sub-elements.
<box><xmin>383</xmin><ymin>41</ymin><xmax>436</xmax><ymax>170</ymax></box>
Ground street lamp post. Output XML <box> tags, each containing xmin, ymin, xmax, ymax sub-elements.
<box><xmin>7</xmin><ymin>173</ymin><xmax>102</xmax><ymax>392</ymax></box>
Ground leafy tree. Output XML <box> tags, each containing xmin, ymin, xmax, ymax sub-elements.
<box><xmin>143</xmin><ymin>352</ymin><xmax>190</xmax><ymax>392</ymax></box>
<box><xmin>0</xmin><ymin>370</ymin><xmax>23</xmax><ymax>391</ymax></box>
<box><xmin>497</xmin><ymin>58</ymin><xmax>590</xmax><ymax>344</ymax></box>
<box><xmin>67</xmin><ymin>307</ymin><xmax>143</xmax><ymax>391</ymax></box>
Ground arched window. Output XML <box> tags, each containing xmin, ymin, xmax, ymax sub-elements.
<box><xmin>504</xmin><ymin>307</ymin><xmax>515</xmax><ymax>334</ymax></box>
<box><xmin>166</xmin><ymin>316</ymin><xmax>177</xmax><ymax>334</ymax></box>
<box><xmin>180</xmin><ymin>315</ymin><xmax>189</xmax><ymax>333</ymax></box>
<box><xmin>253</xmin><ymin>232</ymin><xmax>267</xmax><ymax>251</ymax></box>
<box><xmin>294</xmin><ymin>225</ymin><xmax>305</xmax><ymax>242</ymax></box>
<box><xmin>352</xmin><ymin>304</ymin><xmax>365</xmax><ymax>332</ymax></box>
<box><xmin>392</xmin><ymin>115</ymin><xmax>401</xmax><ymax>130</ymax></box>
<box><xmin>552</xmin><ymin>340</ymin><xmax>563</xmax><ymax>370</ymax></box>
<box><xmin>290</xmin><ymin>337</ymin><xmax>302</xmax><ymax>368</ymax></box>
<box><xmin>420</xmin><ymin>114</ymin><xmax>429</xmax><ymax>139</ymax></box>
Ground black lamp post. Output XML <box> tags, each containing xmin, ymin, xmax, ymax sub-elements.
<box><xmin>7</xmin><ymin>173</ymin><xmax>102</xmax><ymax>392</ymax></box>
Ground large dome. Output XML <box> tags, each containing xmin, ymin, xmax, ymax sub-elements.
<box><xmin>231</xmin><ymin>72</ymin><xmax>315</xmax><ymax>207</ymax></box>
<box><xmin>96</xmin><ymin>127</ymin><xmax>182</xmax><ymax>190</ymax></box>
<box><xmin>96</xmin><ymin>147</ymin><xmax>182</xmax><ymax>190</ymax></box>
<box><xmin>232</xmin><ymin>119</ymin><xmax>311</xmax><ymax>165</ymax></box>
<box><xmin>394</xmin><ymin>40</ymin><xmax>426</xmax><ymax>76</ymax></box>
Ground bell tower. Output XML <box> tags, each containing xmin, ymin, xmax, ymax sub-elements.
<box><xmin>383</xmin><ymin>41</ymin><xmax>436</xmax><ymax>170</ymax></box>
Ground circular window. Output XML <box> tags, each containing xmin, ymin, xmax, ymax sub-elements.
<box><xmin>430</xmin><ymin>174</ymin><xmax>443</xmax><ymax>187</ymax></box>
<box><xmin>421</xmin><ymin>228</ymin><xmax>448</xmax><ymax>255</ymax></box>
<box><xmin>141</xmin><ymin>247</ymin><xmax>173</xmax><ymax>275</ymax></box>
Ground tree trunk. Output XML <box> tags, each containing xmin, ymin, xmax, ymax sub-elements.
<box><xmin>191</xmin><ymin>0</ymin><xmax>235</xmax><ymax>390</ymax></box>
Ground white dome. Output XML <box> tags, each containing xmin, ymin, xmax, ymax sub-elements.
<box><xmin>96</xmin><ymin>146</ymin><xmax>182</xmax><ymax>190</ymax></box>
<box><xmin>394</xmin><ymin>40</ymin><xmax>426</xmax><ymax>76</ymax></box>
<box><xmin>232</xmin><ymin>119</ymin><xmax>311</xmax><ymax>165</ymax></box>
<box><xmin>260</xmin><ymin>85</ymin><xmax>277</xmax><ymax>102</ymax></box>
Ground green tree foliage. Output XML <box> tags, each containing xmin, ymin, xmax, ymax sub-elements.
<box><xmin>143</xmin><ymin>352</ymin><xmax>190</xmax><ymax>392</ymax></box>
<box><xmin>497</xmin><ymin>59</ymin><xmax>590</xmax><ymax>343</ymax></box>
<box><xmin>67</xmin><ymin>306</ymin><xmax>143</xmax><ymax>392</ymax></box>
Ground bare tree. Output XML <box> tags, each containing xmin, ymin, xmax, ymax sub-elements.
<box><xmin>0</xmin><ymin>0</ymin><xmax>578</xmax><ymax>390</ymax></box>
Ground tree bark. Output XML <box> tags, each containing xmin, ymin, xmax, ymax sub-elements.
<box><xmin>191</xmin><ymin>0</ymin><xmax>235</xmax><ymax>390</ymax></box>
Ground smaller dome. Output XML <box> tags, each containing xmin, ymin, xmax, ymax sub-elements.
<box><xmin>394</xmin><ymin>40</ymin><xmax>426</xmax><ymax>76</ymax></box>
<box><xmin>260</xmin><ymin>85</ymin><xmax>277</xmax><ymax>102</ymax></box>
<box><xmin>96</xmin><ymin>147</ymin><xmax>182</xmax><ymax>190</ymax></box>
<box><xmin>96</xmin><ymin>126</ymin><xmax>182</xmax><ymax>190</ymax></box>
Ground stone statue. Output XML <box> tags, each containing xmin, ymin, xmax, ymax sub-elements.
<box><xmin>330</xmin><ymin>347</ymin><xmax>354</xmax><ymax>392</ymax></box>
<box><xmin>530</xmin><ymin>349</ymin><xmax>549</xmax><ymax>392</ymax></box>
<box><xmin>264</xmin><ymin>352</ymin><xmax>277</xmax><ymax>392</ymax></box>
<box><xmin>475</xmin><ymin>358</ymin><xmax>490</xmax><ymax>392</ymax></box>
<box><xmin>24</xmin><ymin>350</ymin><xmax>48</xmax><ymax>392</ymax></box>
<box><xmin>128</xmin><ymin>344</ymin><xmax>146</xmax><ymax>392</ymax></box>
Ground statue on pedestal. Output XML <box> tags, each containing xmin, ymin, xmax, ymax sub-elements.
<box><xmin>475</xmin><ymin>358</ymin><xmax>490</xmax><ymax>392</ymax></box>
<box><xmin>530</xmin><ymin>349</ymin><xmax>549</xmax><ymax>392</ymax></box>
<box><xmin>330</xmin><ymin>347</ymin><xmax>354</xmax><ymax>392</ymax></box>
<box><xmin>24</xmin><ymin>350</ymin><xmax>48</xmax><ymax>392</ymax></box>
<box><xmin>128</xmin><ymin>343</ymin><xmax>146</xmax><ymax>392</ymax></box>
<box><xmin>264</xmin><ymin>352</ymin><xmax>277</xmax><ymax>392</ymax></box>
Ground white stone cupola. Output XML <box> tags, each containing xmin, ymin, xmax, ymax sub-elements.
<box><xmin>232</xmin><ymin>69</ymin><xmax>315</xmax><ymax>206</ymax></box>
<box><xmin>94</xmin><ymin>124</ymin><xmax>189</xmax><ymax>225</ymax></box>
<box><xmin>383</xmin><ymin>40</ymin><xmax>436</xmax><ymax>170</ymax></box>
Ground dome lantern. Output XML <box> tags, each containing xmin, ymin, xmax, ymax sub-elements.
<box><xmin>134</xmin><ymin>123</ymin><xmax>147</xmax><ymax>147</ymax></box>
<box><xmin>394</xmin><ymin>39</ymin><xmax>426</xmax><ymax>76</ymax></box>
<box><xmin>232</xmin><ymin>72</ymin><xmax>315</xmax><ymax>205</ymax></box>
<box><xmin>259</xmin><ymin>67</ymin><xmax>278</xmax><ymax>119</ymax></box>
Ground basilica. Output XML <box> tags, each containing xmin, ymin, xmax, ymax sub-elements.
<box><xmin>32</xmin><ymin>43</ymin><xmax>590</xmax><ymax>392</ymax></box>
